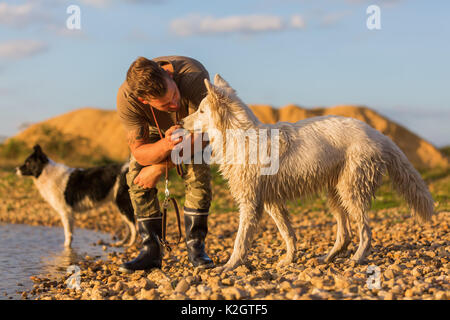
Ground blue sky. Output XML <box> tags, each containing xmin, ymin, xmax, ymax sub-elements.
<box><xmin>0</xmin><ymin>0</ymin><xmax>449</xmax><ymax>146</ymax></box>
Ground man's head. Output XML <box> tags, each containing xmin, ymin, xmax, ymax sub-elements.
<box><xmin>127</xmin><ymin>57</ymin><xmax>181</xmax><ymax>112</ymax></box>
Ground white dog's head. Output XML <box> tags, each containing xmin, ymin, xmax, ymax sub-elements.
<box><xmin>181</xmin><ymin>74</ymin><xmax>253</xmax><ymax>133</ymax></box>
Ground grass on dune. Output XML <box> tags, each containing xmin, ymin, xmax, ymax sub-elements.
<box><xmin>1</xmin><ymin>137</ymin><xmax>448</xmax><ymax>216</ymax></box>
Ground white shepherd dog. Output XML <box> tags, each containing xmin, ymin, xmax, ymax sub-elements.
<box><xmin>181</xmin><ymin>74</ymin><xmax>434</xmax><ymax>271</ymax></box>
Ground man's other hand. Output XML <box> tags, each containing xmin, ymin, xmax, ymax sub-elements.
<box><xmin>133</xmin><ymin>164</ymin><xmax>165</xmax><ymax>189</ymax></box>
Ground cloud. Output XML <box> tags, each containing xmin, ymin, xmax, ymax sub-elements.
<box><xmin>79</xmin><ymin>0</ymin><xmax>165</xmax><ymax>7</ymax></box>
<box><xmin>320</xmin><ymin>11</ymin><xmax>352</xmax><ymax>26</ymax></box>
<box><xmin>124</xmin><ymin>0</ymin><xmax>165</xmax><ymax>3</ymax></box>
<box><xmin>0</xmin><ymin>40</ymin><xmax>49</xmax><ymax>60</ymax></box>
<box><xmin>170</xmin><ymin>14</ymin><xmax>306</xmax><ymax>36</ymax></box>
<box><xmin>0</xmin><ymin>2</ymin><xmax>38</xmax><ymax>27</ymax></box>
<box><xmin>0</xmin><ymin>2</ymin><xmax>59</xmax><ymax>31</ymax></box>
<box><xmin>345</xmin><ymin>0</ymin><xmax>402</xmax><ymax>6</ymax></box>
<box><xmin>0</xmin><ymin>2</ymin><xmax>87</xmax><ymax>39</ymax></box>
<box><xmin>290</xmin><ymin>15</ymin><xmax>306</xmax><ymax>29</ymax></box>
<box><xmin>79</xmin><ymin>0</ymin><xmax>113</xmax><ymax>7</ymax></box>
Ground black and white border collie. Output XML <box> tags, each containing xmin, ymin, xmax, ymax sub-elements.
<box><xmin>16</xmin><ymin>144</ymin><xmax>136</xmax><ymax>248</ymax></box>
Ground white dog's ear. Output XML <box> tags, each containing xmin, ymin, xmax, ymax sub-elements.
<box><xmin>204</xmin><ymin>78</ymin><xmax>214</xmax><ymax>94</ymax></box>
<box><xmin>204</xmin><ymin>78</ymin><xmax>226</xmax><ymax>111</ymax></box>
<box><xmin>214</xmin><ymin>74</ymin><xmax>231</xmax><ymax>88</ymax></box>
<box><xmin>204</xmin><ymin>78</ymin><xmax>226</xmax><ymax>97</ymax></box>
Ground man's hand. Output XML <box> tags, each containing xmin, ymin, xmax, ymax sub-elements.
<box><xmin>163</xmin><ymin>125</ymin><xmax>183</xmax><ymax>152</ymax></box>
<box><xmin>133</xmin><ymin>164</ymin><xmax>166</xmax><ymax>189</ymax></box>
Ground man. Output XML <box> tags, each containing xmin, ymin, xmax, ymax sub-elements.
<box><xmin>116</xmin><ymin>56</ymin><xmax>214</xmax><ymax>272</ymax></box>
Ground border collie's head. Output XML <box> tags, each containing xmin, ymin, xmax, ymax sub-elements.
<box><xmin>16</xmin><ymin>144</ymin><xmax>49</xmax><ymax>178</ymax></box>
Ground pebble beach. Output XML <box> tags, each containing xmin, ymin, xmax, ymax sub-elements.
<box><xmin>0</xmin><ymin>169</ymin><xmax>448</xmax><ymax>300</ymax></box>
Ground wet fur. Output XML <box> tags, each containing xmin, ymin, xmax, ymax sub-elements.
<box><xmin>182</xmin><ymin>74</ymin><xmax>435</xmax><ymax>271</ymax></box>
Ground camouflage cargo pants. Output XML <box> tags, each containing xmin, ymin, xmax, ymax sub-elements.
<box><xmin>126</xmin><ymin>126</ymin><xmax>212</xmax><ymax>220</ymax></box>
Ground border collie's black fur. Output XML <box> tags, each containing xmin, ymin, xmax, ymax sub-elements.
<box><xmin>17</xmin><ymin>145</ymin><xmax>136</xmax><ymax>248</ymax></box>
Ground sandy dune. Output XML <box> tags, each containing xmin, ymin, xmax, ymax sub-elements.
<box><xmin>12</xmin><ymin>105</ymin><xmax>448</xmax><ymax>169</ymax></box>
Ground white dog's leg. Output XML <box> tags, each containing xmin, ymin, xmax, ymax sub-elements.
<box><xmin>336</xmin><ymin>157</ymin><xmax>379</xmax><ymax>264</ymax></box>
<box><xmin>59</xmin><ymin>210</ymin><xmax>74</xmax><ymax>248</ymax></box>
<box><xmin>337</xmin><ymin>182</ymin><xmax>372</xmax><ymax>264</ymax></box>
<box><xmin>322</xmin><ymin>192</ymin><xmax>352</xmax><ymax>263</ymax></box>
<box><xmin>220</xmin><ymin>202</ymin><xmax>263</xmax><ymax>271</ymax></box>
<box><xmin>264</xmin><ymin>203</ymin><xmax>297</xmax><ymax>267</ymax></box>
<box><xmin>351</xmin><ymin>217</ymin><xmax>372</xmax><ymax>263</ymax></box>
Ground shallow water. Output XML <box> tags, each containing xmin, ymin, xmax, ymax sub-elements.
<box><xmin>0</xmin><ymin>224</ymin><xmax>121</xmax><ymax>300</ymax></box>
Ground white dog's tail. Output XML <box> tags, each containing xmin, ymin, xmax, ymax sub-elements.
<box><xmin>384</xmin><ymin>142</ymin><xmax>434</xmax><ymax>223</ymax></box>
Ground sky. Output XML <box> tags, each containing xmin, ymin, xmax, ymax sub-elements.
<box><xmin>0</xmin><ymin>0</ymin><xmax>449</xmax><ymax>146</ymax></box>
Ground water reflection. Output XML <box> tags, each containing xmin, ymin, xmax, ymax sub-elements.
<box><xmin>41</xmin><ymin>247</ymin><xmax>85</xmax><ymax>274</ymax></box>
<box><xmin>0</xmin><ymin>224</ymin><xmax>121</xmax><ymax>300</ymax></box>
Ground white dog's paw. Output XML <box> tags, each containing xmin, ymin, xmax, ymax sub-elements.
<box><xmin>214</xmin><ymin>265</ymin><xmax>233</xmax><ymax>273</ymax></box>
<box><xmin>214</xmin><ymin>266</ymin><xmax>226</xmax><ymax>273</ymax></box>
<box><xmin>215</xmin><ymin>262</ymin><xmax>239</xmax><ymax>273</ymax></box>
<box><xmin>277</xmin><ymin>257</ymin><xmax>293</xmax><ymax>268</ymax></box>
<box><xmin>350</xmin><ymin>254</ymin><xmax>367</xmax><ymax>265</ymax></box>
<box><xmin>318</xmin><ymin>254</ymin><xmax>331</xmax><ymax>264</ymax></box>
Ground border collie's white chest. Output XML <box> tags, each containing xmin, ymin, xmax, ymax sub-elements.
<box><xmin>34</xmin><ymin>161</ymin><xmax>73</xmax><ymax>212</ymax></box>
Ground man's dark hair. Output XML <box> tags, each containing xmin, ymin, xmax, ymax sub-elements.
<box><xmin>126</xmin><ymin>57</ymin><xmax>168</xmax><ymax>99</ymax></box>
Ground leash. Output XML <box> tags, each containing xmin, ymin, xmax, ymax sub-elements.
<box><xmin>149</xmin><ymin>106</ymin><xmax>183</xmax><ymax>252</ymax></box>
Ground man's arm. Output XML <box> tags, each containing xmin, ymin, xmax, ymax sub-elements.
<box><xmin>127</xmin><ymin>125</ymin><xmax>182</xmax><ymax>166</ymax></box>
<box><xmin>126</xmin><ymin>125</ymin><xmax>167</xmax><ymax>189</ymax></box>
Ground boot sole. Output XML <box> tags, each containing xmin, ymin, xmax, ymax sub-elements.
<box><xmin>118</xmin><ymin>266</ymin><xmax>135</xmax><ymax>274</ymax></box>
<box><xmin>118</xmin><ymin>265</ymin><xmax>161</xmax><ymax>273</ymax></box>
<box><xmin>192</xmin><ymin>261</ymin><xmax>215</xmax><ymax>269</ymax></box>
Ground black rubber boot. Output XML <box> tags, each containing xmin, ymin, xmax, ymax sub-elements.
<box><xmin>119</xmin><ymin>217</ymin><xmax>162</xmax><ymax>273</ymax></box>
<box><xmin>185</xmin><ymin>214</ymin><xmax>214</xmax><ymax>268</ymax></box>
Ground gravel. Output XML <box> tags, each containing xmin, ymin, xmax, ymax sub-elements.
<box><xmin>1</xmin><ymin>170</ymin><xmax>448</xmax><ymax>300</ymax></box>
<box><xmin>16</xmin><ymin>208</ymin><xmax>449</xmax><ymax>300</ymax></box>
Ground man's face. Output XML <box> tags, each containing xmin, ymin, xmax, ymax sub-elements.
<box><xmin>139</xmin><ymin>76</ymin><xmax>181</xmax><ymax>112</ymax></box>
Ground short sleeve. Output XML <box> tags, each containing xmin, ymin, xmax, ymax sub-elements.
<box><xmin>116</xmin><ymin>82</ymin><xmax>147</xmax><ymax>133</ymax></box>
